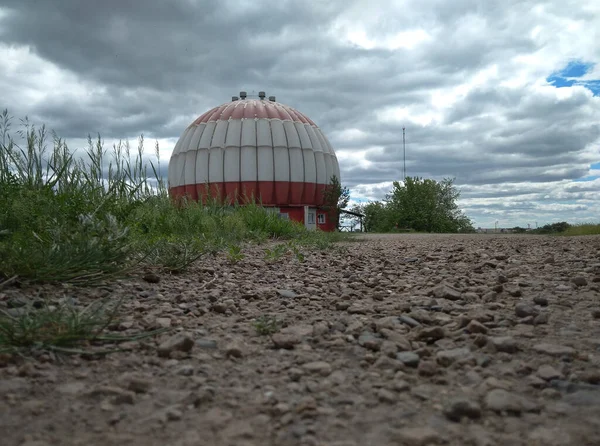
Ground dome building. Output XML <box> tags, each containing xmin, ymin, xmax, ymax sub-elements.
<box><xmin>168</xmin><ymin>91</ymin><xmax>341</xmax><ymax>231</ymax></box>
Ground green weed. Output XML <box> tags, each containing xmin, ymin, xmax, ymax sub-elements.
<box><xmin>253</xmin><ymin>315</ymin><xmax>280</xmax><ymax>336</ymax></box>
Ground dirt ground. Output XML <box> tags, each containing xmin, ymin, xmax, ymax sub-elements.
<box><xmin>2</xmin><ymin>233</ymin><xmax>600</xmax><ymax>446</ymax></box>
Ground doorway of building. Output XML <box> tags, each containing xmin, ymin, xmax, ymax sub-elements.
<box><xmin>305</xmin><ymin>207</ymin><xmax>316</xmax><ymax>230</ymax></box>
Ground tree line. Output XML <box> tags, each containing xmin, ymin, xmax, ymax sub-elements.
<box><xmin>345</xmin><ymin>176</ymin><xmax>475</xmax><ymax>233</ymax></box>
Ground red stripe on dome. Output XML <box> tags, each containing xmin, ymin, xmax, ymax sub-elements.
<box><xmin>265</xmin><ymin>103</ymin><xmax>281</xmax><ymax>119</ymax></box>
<box><xmin>230</xmin><ymin>103</ymin><xmax>245</xmax><ymax>119</ymax></box>
<box><xmin>244</xmin><ymin>101</ymin><xmax>256</xmax><ymax>118</ymax></box>
<box><xmin>255</xmin><ymin>102</ymin><xmax>269</xmax><ymax>119</ymax></box>
<box><xmin>170</xmin><ymin>181</ymin><xmax>326</xmax><ymax>207</ymax></box>
<box><xmin>220</xmin><ymin>103</ymin><xmax>236</xmax><ymax>120</ymax></box>
<box><xmin>302</xmin><ymin>182</ymin><xmax>316</xmax><ymax>204</ymax></box>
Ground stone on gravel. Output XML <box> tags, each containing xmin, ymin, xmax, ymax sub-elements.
<box><xmin>418</xmin><ymin>361</ymin><xmax>438</xmax><ymax>377</ymax></box>
<box><xmin>196</xmin><ymin>338</ymin><xmax>218</xmax><ymax>350</ymax></box>
<box><xmin>533</xmin><ymin>343</ymin><xmax>575</xmax><ymax>357</ymax></box>
<box><xmin>571</xmin><ymin>276</ymin><xmax>587</xmax><ymax>287</ymax></box>
<box><xmin>224</xmin><ymin>341</ymin><xmax>244</xmax><ymax>358</ymax></box>
<box><xmin>377</xmin><ymin>388</ymin><xmax>397</xmax><ymax>403</ymax></box>
<box><xmin>397</xmin><ymin>351</ymin><xmax>420</xmax><ymax>368</ymax></box>
<box><xmin>399</xmin><ymin>314</ymin><xmax>421</xmax><ymax>328</ymax></box>
<box><xmin>417</xmin><ymin>327</ymin><xmax>445</xmax><ymax>342</ymax></box>
<box><xmin>119</xmin><ymin>373</ymin><xmax>152</xmax><ymax>394</ymax></box>
<box><xmin>142</xmin><ymin>272</ymin><xmax>160</xmax><ymax>283</ymax></box>
<box><xmin>466</xmin><ymin>320</ymin><xmax>488</xmax><ymax>334</ymax></box>
<box><xmin>484</xmin><ymin>389</ymin><xmax>523</xmax><ymax>415</ymax></box>
<box><xmin>271</xmin><ymin>333</ymin><xmax>301</xmax><ymax>349</ymax></box>
<box><xmin>392</xmin><ymin>427</ymin><xmax>442</xmax><ymax>446</ymax></box>
<box><xmin>515</xmin><ymin>302</ymin><xmax>537</xmax><ymax>318</ymax></box>
<box><xmin>157</xmin><ymin>333</ymin><xmax>194</xmax><ymax>357</ymax></box>
<box><xmin>533</xmin><ymin>296</ymin><xmax>549</xmax><ymax>306</ymax></box>
<box><xmin>433</xmin><ymin>284</ymin><xmax>462</xmax><ymax>301</ymax></box>
<box><xmin>358</xmin><ymin>332</ymin><xmax>382</xmax><ymax>351</ymax></box>
<box><xmin>489</xmin><ymin>336</ymin><xmax>518</xmax><ymax>353</ymax></box>
<box><xmin>302</xmin><ymin>361</ymin><xmax>332</xmax><ymax>376</ymax></box>
<box><xmin>436</xmin><ymin>347</ymin><xmax>476</xmax><ymax>367</ymax></box>
<box><xmin>533</xmin><ymin>313</ymin><xmax>549</xmax><ymax>325</ymax></box>
<box><xmin>155</xmin><ymin>317</ymin><xmax>172</xmax><ymax>328</ymax></box>
<box><xmin>444</xmin><ymin>397</ymin><xmax>482</xmax><ymax>421</ymax></box>
<box><xmin>537</xmin><ymin>365</ymin><xmax>562</xmax><ymax>381</ymax></box>
<box><xmin>277</xmin><ymin>289</ymin><xmax>298</xmax><ymax>298</ymax></box>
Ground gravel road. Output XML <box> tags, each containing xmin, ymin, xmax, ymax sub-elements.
<box><xmin>2</xmin><ymin>233</ymin><xmax>600</xmax><ymax>446</ymax></box>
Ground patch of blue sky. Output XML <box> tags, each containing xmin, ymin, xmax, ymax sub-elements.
<box><xmin>573</xmin><ymin>175</ymin><xmax>600</xmax><ymax>182</ymax></box>
<box><xmin>546</xmin><ymin>60</ymin><xmax>599</xmax><ymax>96</ymax></box>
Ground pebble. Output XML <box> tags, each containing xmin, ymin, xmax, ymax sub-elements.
<box><xmin>571</xmin><ymin>276</ymin><xmax>587</xmax><ymax>287</ymax></box>
<box><xmin>537</xmin><ymin>365</ymin><xmax>562</xmax><ymax>381</ymax></box>
<box><xmin>119</xmin><ymin>374</ymin><xmax>152</xmax><ymax>393</ymax></box>
<box><xmin>515</xmin><ymin>302</ymin><xmax>537</xmax><ymax>318</ymax></box>
<box><xmin>277</xmin><ymin>289</ymin><xmax>298</xmax><ymax>298</ymax></box>
<box><xmin>196</xmin><ymin>338</ymin><xmax>218</xmax><ymax>350</ymax></box>
<box><xmin>484</xmin><ymin>389</ymin><xmax>523</xmax><ymax>415</ymax></box>
<box><xmin>466</xmin><ymin>320</ymin><xmax>488</xmax><ymax>334</ymax></box>
<box><xmin>436</xmin><ymin>347</ymin><xmax>475</xmax><ymax>367</ymax></box>
<box><xmin>392</xmin><ymin>427</ymin><xmax>442</xmax><ymax>446</ymax></box>
<box><xmin>157</xmin><ymin>333</ymin><xmax>194</xmax><ymax>358</ymax></box>
<box><xmin>302</xmin><ymin>361</ymin><xmax>332</xmax><ymax>376</ymax></box>
<box><xmin>225</xmin><ymin>341</ymin><xmax>244</xmax><ymax>358</ymax></box>
<box><xmin>358</xmin><ymin>332</ymin><xmax>382</xmax><ymax>351</ymax></box>
<box><xmin>377</xmin><ymin>388</ymin><xmax>397</xmax><ymax>403</ymax></box>
<box><xmin>489</xmin><ymin>336</ymin><xmax>518</xmax><ymax>353</ymax></box>
<box><xmin>417</xmin><ymin>361</ymin><xmax>437</xmax><ymax>377</ymax></box>
<box><xmin>142</xmin><ymin>272</ymin><xmax>160</xmax><ymax>283</ymax></box>
<box><xmin>417</xmin><ymin>327</ymin><xmax>445</xmax><ymax>342</ymax></box>
<box><xmin>533</xmin><ymin>343</ymin><xmax>575</xmax><ymax>357</ymax></box>
<box><xmin>444</xmin><ymin>397</ymin><xmax>482</xmax><ymax>421</ymax></box>
<box><xmin>176</xmin><ymin>365</ymin><xmax>195</xmax><ymax>376</ymax></box>
<box><xmin>533</xmin><ymin>313</ymin><xmax>549</xmax><ymax>325</ymax></box>
<box><xmin>433</xmin><ymin>284</ymin><xmax>462</xmax><ymax>301</ymax></box>
<box><xmin>396</xmin><ymin>351</ymin><xmax>420</xmax><ymax>368</ymax></box>
<box><xmin>533</xmin><ymin>296</ymin><xmax>549</xmax><ymax>306</ymax></box>
<box><xmin>271</xmin><ymin>333</ymin><xmax>301</xmax><ymax>349</ymax></box>
<box><xmin>399</xmin><ymin>315</ymin><xmax>421</xmax><ymax>328</ymax></box>
<box><xmin>393</xmin><ymin>380</ymin><xmax>411</xmax><ymax>392</ymax></box>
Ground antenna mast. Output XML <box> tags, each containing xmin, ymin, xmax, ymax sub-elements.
<box><xmin>402</xmin><ymin>127</ymin><xmax>406</xmax><ymax>181</ymax></box>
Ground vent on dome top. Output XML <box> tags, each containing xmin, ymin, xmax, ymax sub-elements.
<box><xmin>232</xmin><ymin>96</ymin><xmax>239</xmax><ymax>101</ymax></box>
<box><xmin>268</xmin><ymin>96</ymin><xmax>276</xmax><ymax>102</ymax></box>
<box><xmin>258</xmin><ymin>91</ymin><xmax>266</xmax><ymax>99</ymax></box>
<box><xmin>239</xmin><ymin>91</ymin><xmax>247</xmax><ymax>99</ymax></box>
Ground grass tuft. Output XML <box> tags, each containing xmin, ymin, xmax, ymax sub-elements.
<box><xmin>253</xmin><ymin>315</ymin><xmax>280</xmax><ymax>336</ymax></box>
<box><xmin>0</xmin><ymin>298</ymin><xmax>120</xmax><ymax>352</ymax></box>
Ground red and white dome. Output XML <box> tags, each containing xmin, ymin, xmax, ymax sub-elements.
<box><xmin>168</xmin><ymin>92</ymin><xmax>340</xmax><ymax>206</ymax></box>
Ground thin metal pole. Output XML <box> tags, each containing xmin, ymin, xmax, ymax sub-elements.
<box><xmin>402</xmin><ymin>127</ymin><xmax>406</xmax><ymax>181</ymax></box>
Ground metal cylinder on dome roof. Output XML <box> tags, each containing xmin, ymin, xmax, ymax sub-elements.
<box><xmin>239</xmin><ymin>91</ymin><xmax>247</xmax><ymax>99</ymax></box>
<box><xmin>268</xmin><ymin>96</ymin><xmax>276</xmax><ymax>102</ymax></box>
<box><xmin>258</xmin><ymin>91</ymin><xmax>266</xmax><ymax>99</ymax></box>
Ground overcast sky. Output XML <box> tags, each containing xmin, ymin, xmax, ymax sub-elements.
<box><xmin>1</xmin><ymin>0</ymin><xmax>599</xmax><ymax>228</ymax></box>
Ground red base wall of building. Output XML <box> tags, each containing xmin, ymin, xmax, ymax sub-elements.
<box><xmin>171</xmin><ymin>181</ymin><xmax>326</xmax><ymax>207</ymax></box>
<box><xmin>170</xmin><ymin>185</ymin><xmax>337</xmax><ymax>232</ymax></box>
